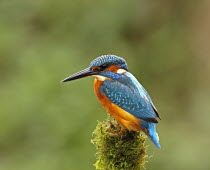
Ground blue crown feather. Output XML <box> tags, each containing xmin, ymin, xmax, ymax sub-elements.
<box><xmin>89</xmin><ymin>55</ymin><xmax>128</xmax><ymax>71</ymax></box>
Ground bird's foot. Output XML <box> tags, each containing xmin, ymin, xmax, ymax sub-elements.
<box><xmin>109</xmin><ymin>129</ymin><xmax>125</xmax><ymax>136</ymax></box>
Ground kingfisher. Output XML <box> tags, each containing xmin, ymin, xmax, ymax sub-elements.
<box><xmin>61</xmin><ymin>55</ymin><xmax>161</xmax><ymax>148</ymax></box>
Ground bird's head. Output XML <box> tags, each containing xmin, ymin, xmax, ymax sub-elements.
<box><xmin>61</xmin><ymin>55</ymin><xmax>128</xmax><ymax>82</ymax></box>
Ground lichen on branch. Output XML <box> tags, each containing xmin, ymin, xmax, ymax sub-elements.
<box><xmin>92</xmin><ymin>115</ymin><xmax>148</xmax><ymax>170</ymax></box>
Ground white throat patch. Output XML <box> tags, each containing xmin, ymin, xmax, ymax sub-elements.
<box><xmin>93</xmin><ymin>75</ymin><xmax>107</xmax><ymax>81</ymax></box>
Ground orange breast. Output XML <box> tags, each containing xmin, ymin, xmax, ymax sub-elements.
<box><xmin>93</xmin><ymin>79</ymin><xmax>142</xmax><ymax>131</ymax></box>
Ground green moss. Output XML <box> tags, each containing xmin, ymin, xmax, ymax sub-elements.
<box><xmin>92</xmin><ymin>115</ymin><xmax>148</xmax><ymax>170</ymax></box>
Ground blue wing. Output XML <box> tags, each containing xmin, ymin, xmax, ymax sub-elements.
<box><xmin>100</xmin><ymin>72</ymin><xmax>160</xmax><ymax>123</ymax></box>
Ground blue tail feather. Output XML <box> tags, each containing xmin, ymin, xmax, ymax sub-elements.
<box><xmin>142</xmin><ymin>120</ymin><xmax>161</xmax><ymax>149</ymax></box>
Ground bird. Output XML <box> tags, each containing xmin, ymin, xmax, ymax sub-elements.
<box><xmin>61</xmin><ymin>55</ymin><xmax>161</xmax><ymax>148</ymax></box>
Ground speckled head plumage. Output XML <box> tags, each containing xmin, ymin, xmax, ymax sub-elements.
<box><xmin>89</xmin><ymin>55</ymin><xmax>128</xmax><ymax>71</ymax></box>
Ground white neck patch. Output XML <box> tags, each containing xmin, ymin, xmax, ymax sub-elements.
<box><xmin>117</xmin><ymin>69</ymin><xmax>127</xmax><ymax>74</ymax></box>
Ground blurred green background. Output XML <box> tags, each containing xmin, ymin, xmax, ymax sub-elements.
<box><xmin>0</xmin><ymin>0</ymin><xmax>210</xmax><ymax>169</ymax></box>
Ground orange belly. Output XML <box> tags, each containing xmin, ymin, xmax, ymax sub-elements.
<box><xmin>94</xmin><ymin>79</ymin><xmax>141</xmax><ymax>131</ymax></box>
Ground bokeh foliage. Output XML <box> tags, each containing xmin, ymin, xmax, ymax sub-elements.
<box><xmin>0</xmin><ymin>0</ymin><xmax>210</xmax><ymax>170</ymax></box>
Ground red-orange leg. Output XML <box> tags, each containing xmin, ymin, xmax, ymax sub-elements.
<box><xmin>109</xmin><ymin>129</ymin><xmax>125</xmax><ymax>136</ymax></box>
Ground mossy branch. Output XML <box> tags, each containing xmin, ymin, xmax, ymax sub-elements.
<box><xmin>92</xmin><ymin>115</ymin><xmax>148</xmax><ymax>170</ymax></box>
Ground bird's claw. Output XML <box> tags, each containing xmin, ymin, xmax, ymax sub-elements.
<box><xmin>108</xmin><ymin>129</ymin><xmax>125</xmax><ymax>136</ymax></box>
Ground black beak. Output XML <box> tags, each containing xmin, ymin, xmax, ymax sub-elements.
<box><xmin>61</xmin><ymin>67</ymin><xmax>97</xmax><ymax>82</ymax></box>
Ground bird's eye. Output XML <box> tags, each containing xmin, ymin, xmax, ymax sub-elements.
<box><xmin>92</xmin><ymin>64</ymin><xmax>107</xmax><ymax>72</ymax></box>
<box><xmin>100</xmin><ymin>64</ymin><xmax>107</xmax><ymax>69</ymax></box>
<box><xmin>96</xmin><ymin>64</ymin><xmax>107</xmax><ymax>71</ymax></box>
